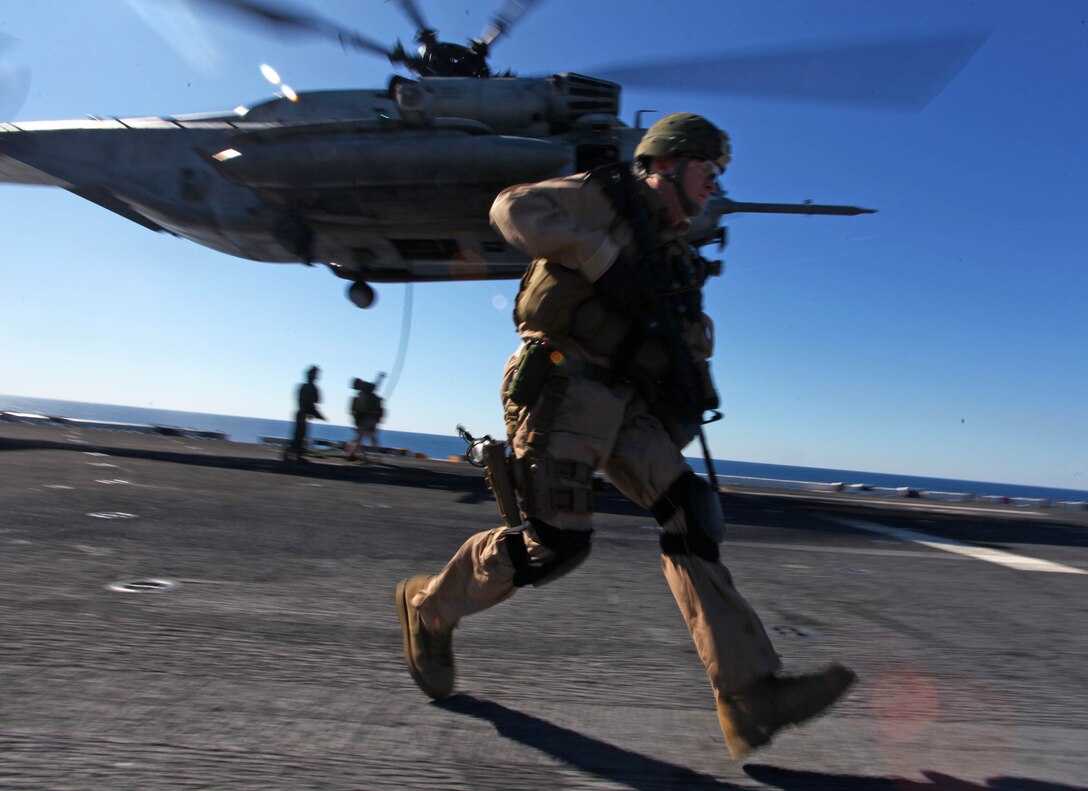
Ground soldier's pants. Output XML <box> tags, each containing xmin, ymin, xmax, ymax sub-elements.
<box><xmin>288</xmin><ymin>411</ymin><xmax>307</xmax><ymax>452</ymax></box>
<box><xmin>411</xmin><ymin>369</ymin><xmax>782</xmax><ymax>698</ymax></box>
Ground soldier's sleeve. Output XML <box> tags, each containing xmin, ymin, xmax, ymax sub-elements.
<box><xmin>489</xmin><ymin>177</ymin><xmax>624</xmax><ymax>284</ymax></box>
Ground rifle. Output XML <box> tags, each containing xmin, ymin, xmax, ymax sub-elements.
<box><xmin>591</xmin><ymin>166</ymin><xmax>878</xmax><ymax>485</ymax></box>
<box><xmin>709</xmin><ymin>196</ymin><xmax>875</xmax><ymax>217</ymax></box>
<box><xmin>688</xmin><ymin>196</ymin><xmax>876</xmax><ymax>249</ymax></box>
<box><xmin>592</xmin><ymin>164</ymin><xmax>723</xmax><ymax>487</ymax></box>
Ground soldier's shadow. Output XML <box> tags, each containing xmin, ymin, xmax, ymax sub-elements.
<box><xmin>436</xmin><ymin>693</ymin><xmax>738</xmax><ymax>790</ymax></box>
<box><xmin>436</xmin><ymin>695</ymin><xmax>1085</xmax><ymax>791</ymax></box>
<box><xmin>744</xmin><ymin>765</ymin><xmax>1087</xmax><ymax>791</ymax></box>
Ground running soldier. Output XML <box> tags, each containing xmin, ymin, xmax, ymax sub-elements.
<box><xmin>395</xmin><ymin>113</ymin><xmax>855</xmax><ymax>759</ymax></box>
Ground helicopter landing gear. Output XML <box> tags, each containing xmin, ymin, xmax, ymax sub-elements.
<box><xmin>348</xmin><ymin>280</ymin><xmax>376</xmax><ymax>309</ymax></box>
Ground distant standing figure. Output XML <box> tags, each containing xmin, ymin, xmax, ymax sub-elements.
<box><xmin>285</xmin><ymin>365</ymin><xmax>325</xmax><ymax>462</ymax></box>
<box><xmin>346</xmin><ymin>373</ymin><xmax>386</xmax><ymax>462</ymax></box>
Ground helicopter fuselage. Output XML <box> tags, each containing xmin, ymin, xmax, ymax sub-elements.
<box><xmin>0</xmin><ymin>72</ymin><xmax>647</xmax><ymax>305</ymax></box>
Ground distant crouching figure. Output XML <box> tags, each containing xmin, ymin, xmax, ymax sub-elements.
<box><xmin>346</xmin><ymin>373</ymin><xmax>386</xmax><ymax>462</ymax></box>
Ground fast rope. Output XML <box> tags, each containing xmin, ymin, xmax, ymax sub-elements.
<box><xmin>381</xmin><ymin>282</ymin><xmax>413</xmax><ymax>401</ymax></box>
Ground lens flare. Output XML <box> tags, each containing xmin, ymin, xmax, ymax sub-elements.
<box><xmin>260</xmin><ymin>63</ymin><xmax>281</xmax><ymax>85</ymax></box>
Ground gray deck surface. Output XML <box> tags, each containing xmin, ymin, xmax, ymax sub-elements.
<box><xmin>2</xmin><ymin>422</ymin><xmax>1086</xmax><ymax>790</ymax></box>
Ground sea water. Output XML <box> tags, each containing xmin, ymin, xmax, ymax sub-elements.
<box><xmin>3</xmin><ymin>394</ymin><xmax>1086</xmax><ymax>504</ymax></box>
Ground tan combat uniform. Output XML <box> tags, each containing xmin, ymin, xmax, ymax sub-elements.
<box><xmin>411</xmin><ymin>170</ymin><xmax>782</xmax><ymax>701</ymax></box>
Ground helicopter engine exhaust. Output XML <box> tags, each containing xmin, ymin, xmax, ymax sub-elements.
<box><xmin>348</xmin><ymin>281</ymin><xmax>376</xmax><ymax>309</ymax></box>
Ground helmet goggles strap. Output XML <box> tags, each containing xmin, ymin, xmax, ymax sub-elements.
<box><xmin>662</xmin><ymin>156</ymin><xmax>701</xmax><ymax>217</ymax></box>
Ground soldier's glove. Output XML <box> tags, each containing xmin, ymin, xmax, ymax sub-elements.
<box><xmin>592</xmin><ymin>255</ymin><xmax>652</xmax><ymax>316</ymax></box>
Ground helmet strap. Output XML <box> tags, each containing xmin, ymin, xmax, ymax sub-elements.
<box><xmin>661</xmin><ymin>157</ymin><xmax>700</xmax><ymax>217</ymax></box>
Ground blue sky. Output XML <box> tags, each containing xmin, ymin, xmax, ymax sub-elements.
<box><xmin>1</xmin><ymin>1</ymin><xmax>1085</xmax><ymax>490</ymax></box>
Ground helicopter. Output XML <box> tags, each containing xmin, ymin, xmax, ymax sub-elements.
<box><xmin>0</xmin><ymin>0</ymin><xmax>986</xmax><ymax>309</ymax></box>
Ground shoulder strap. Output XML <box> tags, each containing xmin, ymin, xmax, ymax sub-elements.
<box><xmin>585</xmin><ymin>162</ymin><xmax>640</xmax><ymax>225</ymax></box>
<box><xmin>585</xmin><ymin>162</ymin><xmax>661</xmax><ymax>271</ymax></box>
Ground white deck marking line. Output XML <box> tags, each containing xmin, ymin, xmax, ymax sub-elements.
<box><xmin>831</xmin><ymin>517</ymin><xmax>1087</xmax><ymax>574</ymax></box>
<box><xmin>728</xmin><ymin>540</ymin><xmax>949</xmax><ymax>559</ymax></box>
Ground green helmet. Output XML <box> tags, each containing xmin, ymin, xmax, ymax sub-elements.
<box><xmin>634</xmin><ymin>112</ymin><xmax>731</xmax><ymax>169</ymax></box>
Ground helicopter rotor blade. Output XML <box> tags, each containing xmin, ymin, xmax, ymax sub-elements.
<box><xmin>0</xmin><ymin>34</ymin><xmax>31</xmax><ymax>122</ymax></box>
<box><xmin>188</xmin><ymin>0</ymin><xmax>394</xmax><ymax>59</ymax></box>
<box><xmin>389</xmin><ymin>0</ymin><xmax>430</xmax><ymax>35</ymax></box>
<box><xmin>479</xmin><ymin>0</ymin><xmax>543</xmax><ymax>48</ymax></box>
<box><xmin>589</xmin><ymin>29</ymin><xmax>989</xmax><ymax>111</ymax></box>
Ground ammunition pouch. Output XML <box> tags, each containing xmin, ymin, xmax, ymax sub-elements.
<box><xmin>514</xmin><ymin>454</ymin><xmax>594</xmax><ymax>522</ymax></box>
<box><xmin>658</xmin><ymin>350</ymin><xmax>718</xmax><ymax>420</ymax></box>
<box><xmin>514</xmin><ymin>261</ymin><xmax>593</xmax><ymax>341</ymax></box>
<box><xmin>482</xmin><ymin>442</ymin><xmax>595</xmax><ymax>527</ymax></box>
<box><xmin>507</xmin><ymin>340</ymin><xmax>620</xmax><ymax>411</ymax></box>
<box><xmin>506</xmin><ymin>340</ymin><xmax>556</xmax><ymax>407</ymax></box>
<box><xmin>647</xmin><ymin>356</ymin><xmax>719</xmax><ymax>444</ymax></box>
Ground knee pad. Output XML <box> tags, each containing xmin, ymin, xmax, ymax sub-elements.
<box><xmin>652</xmin><ymin>471</ymin><xmax>724</xmax><ymax>562</ymax></box>
<box><xmin>502</xmin><ymin>519</ymin><xmax>593</xmax><ymax>588</ymax></box>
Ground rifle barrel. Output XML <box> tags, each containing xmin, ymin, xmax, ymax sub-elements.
<box><xmin>709</xmin><ymin>197</ymin><xmax>876</xmax><ymax>216</ymax></box>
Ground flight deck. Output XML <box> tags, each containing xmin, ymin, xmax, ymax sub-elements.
<box><xmin>1</xmin><ymin>422</ymin><xmax>1085</xmax><ymax>790</ymax></box>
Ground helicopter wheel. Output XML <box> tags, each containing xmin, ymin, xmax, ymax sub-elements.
<box><xmin>348</xmin><ymin>281</ymin><xmax>376</xmax><ymax>309</ymax></box>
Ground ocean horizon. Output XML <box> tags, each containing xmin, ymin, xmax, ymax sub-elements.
<box><xmin>3</xmin><ymin>394</ymin><xmax>1086</xmax><ymax>505</ymax></box>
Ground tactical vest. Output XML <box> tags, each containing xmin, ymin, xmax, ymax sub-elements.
<box><xmin>513</xmin><ymin>174</ymin><xmax>709</xmax><ymax>384</ymax></box>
